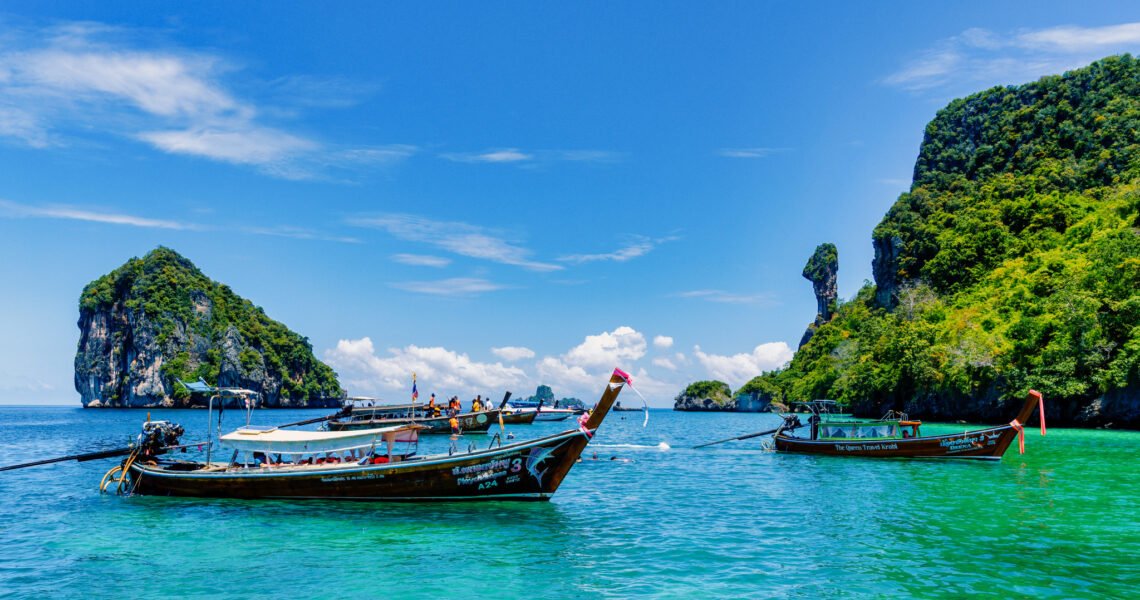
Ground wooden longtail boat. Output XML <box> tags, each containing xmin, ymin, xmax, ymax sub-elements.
<box><xmin>500</xmin><ymin>410</ymin><xmax>539</xmax><ymax>425</ymax></box>
<box><xmin>773</xmin><ymin>390</ymin><xmax>1045</xmax><ymax>460</ymax></box>
<box><xmin>326</xmin><ymin>409</ymin><xmax>503</xmax><ymax>434</ymax></box>
<box><xmin>112</xmin><ymin>369</ymin><xmax>632</xmax><ymax>501</ymax></box>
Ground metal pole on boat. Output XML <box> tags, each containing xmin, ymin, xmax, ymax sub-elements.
<box><xmin>206</xmin><ymin>394</ymin><xmax>216</xmax><ymax>464</ymax></box>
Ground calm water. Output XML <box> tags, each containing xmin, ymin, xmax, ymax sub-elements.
<box><xmin>0</xmin><ymin>406</ymin><xmax>1136</xmax><ymax>599</ymax></box>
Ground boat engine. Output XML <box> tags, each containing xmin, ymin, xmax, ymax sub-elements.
<box><xmin>137</xmin><ymin>421</ymin><xmax>184</xmax><ymax>456</ymax></box>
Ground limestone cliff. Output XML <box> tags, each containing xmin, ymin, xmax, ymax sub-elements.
<box><xmin>673</xmin><ymin>380</ymin><xmax>736</xmax><ymax>411</ymax></box>
<box><xmin>75</xmin><ymin>247</ymin><xmax>343</xmax><ymax>408</ymax></box>
<box><xmin>798</xmin><ymin>243</ymin><xmax>838</xmax><ymax>348</ymax></box>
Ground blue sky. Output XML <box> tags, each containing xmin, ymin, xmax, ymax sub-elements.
<box><xmin>2</xmin><ymin>2</ymin><xmax>1139</xmax><ymax>406</ymax></box>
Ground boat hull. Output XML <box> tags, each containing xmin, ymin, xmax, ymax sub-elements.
<box><xmin>774</xmin><ymin>423</ymin><xmax>1019</xmax><ymax>459</ymax></box>
<box><xmin>128</xmin><ymin>430</ymin><xmax>592</xmax><ymax>501</ymax></box>
<box><xmin>500</xmin><ymin>411</ymin><xmax>539</xmax><ymax>425</ymax></box>
<box><xmin>327</xmin><ymin>410</ymin><xmax>501</xmax><ymax>434</ymax></box>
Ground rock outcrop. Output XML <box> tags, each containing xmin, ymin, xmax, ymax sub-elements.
<box><xmin>75</xmin><ymin>247</ymin><xmax>343</xmax><ymax>408</ymax></box>
<box><xmin>673</xmin><ymin>380</ymin><xmax>736</xmax><ymax>411</ymax></box>
<box><xmin>799</xmin><ymin>243</ymin><xmax>838</xmax><ymax>348</ymax></box>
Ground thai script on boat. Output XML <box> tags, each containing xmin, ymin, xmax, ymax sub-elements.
<box><xmin>452</xmin><ymin>458</ymin><xmax>512</xmax><ymax>476</ymax></box>
<box><xmin>834</xmin><ymin>443</ymin><xmax>899</xmax><ymax>452</ymax></box>
<box><xmin>939</xmin><ymin>436</ymin><xmax>983</xmax><ymax>453</ymax></box>
<box><xmin>319</xmin><ymin>472</ymin><xmax>383</xmax><ymax>483</ymax></box>
<box><xmin>457</xmin><ymin>469</ymin><xmax>507</xmax><ymax>486</ymax></box>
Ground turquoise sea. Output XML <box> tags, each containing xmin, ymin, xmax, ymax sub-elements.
<box><xmin>0</xmin><ymin>406</ymin><xmax>1137</xmax><ymax>599</ymax></box>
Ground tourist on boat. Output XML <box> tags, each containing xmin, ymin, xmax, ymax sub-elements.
<box><xmin>449</xmin><ymin>416</ymin><xmax>460</xmax><ymax>434</ymax></box>
<box><xmin>448</xmin><ymin>396</ymin><xmax>460</xmax><ymax>416</ymax></box>
<box><xmin>472</xmin><ymin>396</ymin><xmax>484</xmax><ymax>412</ymax></box>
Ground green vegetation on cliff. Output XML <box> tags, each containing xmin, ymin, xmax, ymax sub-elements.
<box><xmin>79</xmin><ymin>247</ymin><xmax>342</xmax><ymax>403</ymax></box>
<box><xmin>749</xmin><ymin>55</ymin><xmax>1140</xmax><ymax>424</ymax></box>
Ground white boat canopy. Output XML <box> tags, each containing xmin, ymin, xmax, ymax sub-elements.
<box><xmin>220</xmin><ymin>425</ymin><xmax>419</xmax><ymax>455</ymax></box>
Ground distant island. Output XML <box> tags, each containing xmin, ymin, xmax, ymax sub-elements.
<box><xmin>75</xmin><ymin>247</ymin><xmax>343</xmax><ymax>408</ymax></box>
<box><xmin>673</xmin><ymin>380</ymin><xmax>773</xmax><ymax>412</ymax></box>
<box><xmin>682</xmin><ymin>55</ymin><xmax>1140</xmax><ymax>427</ymax></box>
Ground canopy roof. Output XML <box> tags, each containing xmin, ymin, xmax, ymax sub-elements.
<box><xmin>220</xmin><ymin>425</ymin><xmax>418</xmax><ymax>454</ymax></box>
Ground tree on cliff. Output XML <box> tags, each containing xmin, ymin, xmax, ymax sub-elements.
<box><xmin>749</xmin><ymin>54</ymin><xmax>1140</xmax><ymax>427</ymax></box>
<box><xmin>75</xmin><ymin>247</ymin><xmax>343</xmax><ymax>408</ymax></box>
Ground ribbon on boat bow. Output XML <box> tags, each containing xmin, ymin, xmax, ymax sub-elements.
<box><xmin>578</xmin><ymin>411</ymin><xmax>593</xmax><ymax>438</ymax></box>
<box><xmin>1038</xmin><ymin>393</ymin><xmax>1047</xmax><ymax>437</ymax></box>
<box><xmin>1010</xmin><ymin>419</ymin><xmax>1026</xmax><ymax>454</ymax></box>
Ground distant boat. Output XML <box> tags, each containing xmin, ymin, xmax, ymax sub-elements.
<box><xmin>108</xmin><ymin>369</ymin><xmax>633</xmax><ymax>501</ymax></box>
<box><xmin>326</xmin><ymin>409</ymin><xmax>503</xmax><ymax>434</ymax></box>
<box><xmin>612</xmin><ymin>401</ymin><xmax>645</xmax><ymax>412</ymax></box>
<box><xmin>506</xmin><ymin>405</ymin><xmax>581</xmax><ymax>422</ymax></box>
<box><xmin>773</xmin><ymin>390</ymin><xmax>1045</xmax><ymax>460</ymax></box>
<box><xmin>499</xmin><ymin>410</ymin><xmax>539</xmax><ymax>425</ymax></box>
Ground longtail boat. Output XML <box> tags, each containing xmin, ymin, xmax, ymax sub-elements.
<box><xmin>772</xmin><ymin>390</ymin><xmax>1045</xmax><ymax>460</ymax></box>
<box><xmin>499</xmin><ymin>410</ymin><xmax>539</xmax><ymax>425</ymax></box>
<box><xmin>325</xmin><ymin>409</ymin><xmax>503</xmax><ymax>434</ymax></box>
<box><xmin>103</xmin><ymin>368</ymin><xmax>633</xmax><ymax>501</ymax></box>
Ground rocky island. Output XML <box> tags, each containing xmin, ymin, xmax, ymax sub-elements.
<box><xmin>75</xmin><ymin>247</ymin><xmax>343</xmax><ymax>408</ymax></box>
<box><xmin>737</xmin><ymin>55</ymin><xmax>1140</xmax><ymax>427</ymax></box>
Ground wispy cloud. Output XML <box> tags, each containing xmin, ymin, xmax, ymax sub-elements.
<box><xmin>242</xmin><ymin>225</ymin><xmax>361</xmax><ymax>244</ymax></box>
<box><xmin>0</xmin><ymin>21</ymin><xmax>409</xmax><ymax>179</ymax></box>
<box><xmin>349</xmin><ymin>213</ymin><xmax>562</xmax><ymax>272</ymax></box>
<box><xmin>392</xmin><ymin>253</ymin><xmax>451</xmax><ymax>267</ymax></box>
<box><xmin>390</xmin><ymin>277</ymin><xmax>510</xmax><ymax>296</ymax></box>
<box><xmin>884</xmin><ymin>22</ymin><xmax>1140</xmax><ymax>93</ymax></box>
<box><xmin>440</xmin><ymin>148</ymin><xmax>621</xmax><ymax>165</ymax></box>
<box><xmin>558</xmin><ymin>235</ymin><xmax>676</xmax><ymax>264</ymax></box>
<box><xmin>0</xmin><ymin>199</ymin><xmax>194</xmax><ymax>230</ymax></box>
<box><xmin>674</xmin><ymin>289</ymin><xmax>774</xmax><ymax>305</ymax></box>
<box><xmin>441</xmin><ymin>148</ymin><xmax>532</xmax><ymax>163</ymax></box>
<box><xmin>717</xmin><ymin>147</ymin><xmax>786</xmax><ymax>159</ymax></box>
<box><xmin>1</xmin><ymin>198</ymin><xmax>365</xmax><ymax>243</ymax></box>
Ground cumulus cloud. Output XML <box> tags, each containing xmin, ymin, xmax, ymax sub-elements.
<box><xmin>563</xmin><ymin>326</ymin><xmax>648</xmax><ymax>368</ymax></box>
<box><xmin>492</xmin><ymin>346</ymin><xmax>536</xmax><ymax>361</ymax></box>
<box><xmin>348</xmin><ymin>213</ymin><xmax>561</xmax><ymax>272</ymax></box>
<box><xmin>692</xmin><ymin>342</ymin><xmax>794</xmax><ymax>388</ymax></box>
<box><xmin>652</xmin><ymin>356</ymin><xmax>677</xmax><ymax>371</ymax></box>
<box><xmin>323</xmin><ymin>337</ymin><xmax>526</xmax><ymax>397</ymax></box>
<box><xmin>653</xmin><ymin>335</ymin><xmax>674</xmax><ymax>349</ymax></box>
<box><xmin>884</xmin><ymin>22</ymin><xmax>1140</xmax><ymax>93</ymax></box>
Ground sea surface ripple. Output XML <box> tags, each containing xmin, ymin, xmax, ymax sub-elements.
<box><xmin>0</xmin><ymin>407</ymin><xmax>1136</xmax><ymax>599</ymax></box>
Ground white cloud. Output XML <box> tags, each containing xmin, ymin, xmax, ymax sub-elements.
<box><xmin>716</xmin><ymin>147</ymin><xmax>785</xmax><ymax>158</ymax></box>
<box><xmin>693</xmin><ymin>343</ymin><xmax>793</xmax><ymax>388</ymax></box>
<box><xmin>349</xmin><ymin>213</ymin><xmax>562</xmax><ymax>272</ymax></box>
<box><xmin>652</xmin><ymin>357</ymin><xmax>677</xmax><ymax>371</ymax></box>
<box><xmin>323</xmin><ymin>337</ymin><xmax>526</xmax><ymax>397</ymax></box>
<box><xmin>563</xmin><ymin>326</ymin><xmax>647</xmax><ymax>368</ymax></box>
<box><xmin>0</xmin><ymin>199</ymin><xmax>193</xmax><ymax>230</ymax></box>
<box><xmin>0</xmin><ymin>22</ymin><xmax>405</xmax><ymax>179</ymax></box>
<box><xmin>1017</xmin><ymin>23</ymin><xmax>1140</xmax><ymax>53</ymax></box>
<box><xmin>242</xmin><ymin>225</ymin><xmax>360</xmax><ymax>244</ymax></box>
<box><xmin>138</xmin><ymin>127</ymin><xmax>317</xmax><ymax>167</ymax></box>
<box><xmin>441</xmin><ymin>148</ymin><xmax>620</xmax><ymax>165</ymax></box>
<box><xmin>884</xmin><ymin>22</ymin><xmax>1140</xmax><ymax>93</ymax></box>
<box><xmin>392</xmin><ymin>253</ymin><xmax>451</xmax><ymax>268</ymax></box>
<box><xmin>674</xmin><ymin>289</ymin><xmax>773</xmax><ymax>304</ymax></box>
<box><xmin>558</xmin><ymin>235</ymin><xmax>676</xmax><ymax>264</ymax></box>
<box><xmin>390</xmin><ymin>277</ymin><xmax>509</xmax><ymax>296</ymax></box>
<box><xmin>653</xmin><ymin>335</ymin><xmax>674</xmax><ymax>349</ymax></box>
<box><xmin>441</xmin><ymin>148</ymin><xmax>532</xmax><ymax>163</ymax></box>
<box><xmin>492</xmin><ymin>346</ymin><xmax>536</xmax><ymax>361</ymax></box>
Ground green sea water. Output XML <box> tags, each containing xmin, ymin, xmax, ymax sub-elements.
<box><xmin>0</xmin><ymin>407</ymin><xmax>1136</xmax><ymax>599</ymax></box>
